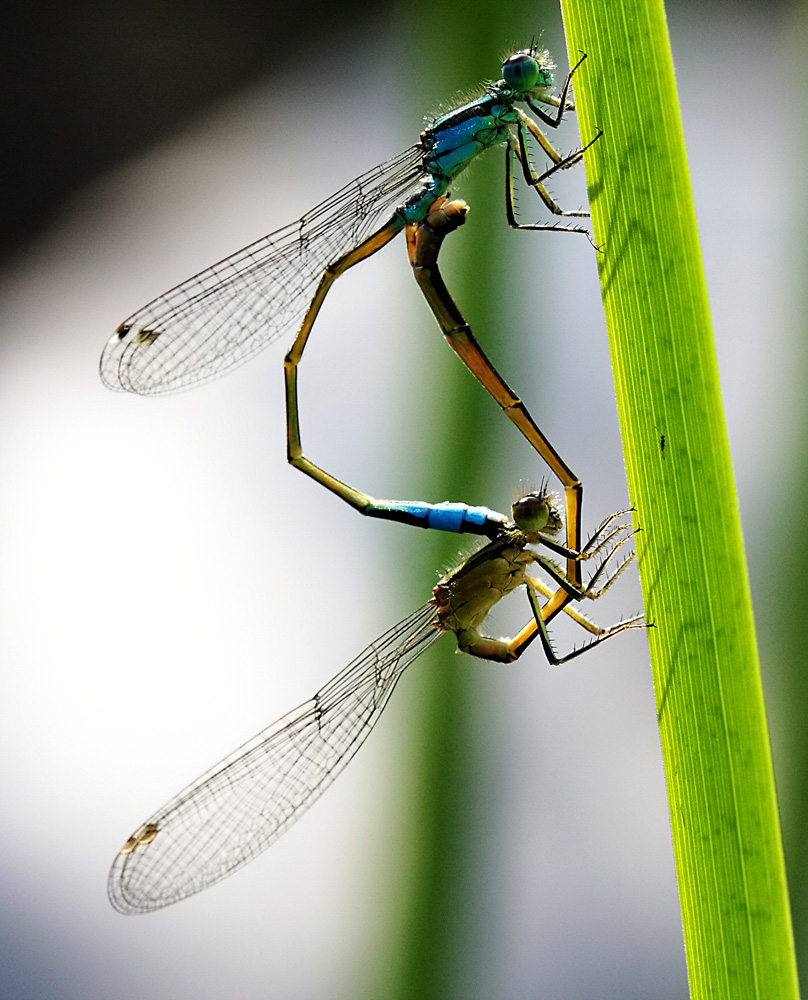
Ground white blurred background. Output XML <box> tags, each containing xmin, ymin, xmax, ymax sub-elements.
<box><xmin>0</xmin><ymin>1</ymin><xmax>804</xmax><ymax>997</ymax></box>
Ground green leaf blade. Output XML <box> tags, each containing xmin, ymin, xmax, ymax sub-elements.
<box><xmin>560</xmin><ymin>1</ymin><xmax>799</xmax><ymax>997</ymax></box>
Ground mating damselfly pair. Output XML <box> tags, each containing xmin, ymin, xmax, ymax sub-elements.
<box><xmin>102</xmin><ymin>46</ymin><xmax>640</xmax><ymax>914</ymax></box>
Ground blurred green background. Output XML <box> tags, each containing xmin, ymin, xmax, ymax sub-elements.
<box><xmin>0</xmin><ymin>0</ymin><xmax>805</xmax><ymax>997</ymax></box>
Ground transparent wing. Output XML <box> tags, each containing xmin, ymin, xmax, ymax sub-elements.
<box><xmin>100</xmin><ymin>145</ymin><xmax>426</xmax><ymax>395</ymax></box>
<box><xmin>108</xmin><ymin>602</ymin><xmax>442</xmax><ymax>914</ymax></box>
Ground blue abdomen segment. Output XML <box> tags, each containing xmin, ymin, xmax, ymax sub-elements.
<box><xmin>367</xmin><ymin>500</ymin><xmax>508</xmax><ymax>537</ymax></box>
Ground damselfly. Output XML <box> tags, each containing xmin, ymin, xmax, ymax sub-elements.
<box><xmin>100</xmin><ymin>47</ymin><xmax>594</xmax><ymax>396</ymax></box>
<box><xmin>109</xmin><ymin>489</ymin><xmax>639</xmax><ymax>914</ymax></box>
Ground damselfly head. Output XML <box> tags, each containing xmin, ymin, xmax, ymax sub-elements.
<box><xmin>512</xmin><ymin>490</ymin><xmax>562</xmax><ymax>536</ymax></box>
<box><xmin>501</xmin><ymin>48</ymin><xmax>553</xmax><ymax>94</ymax></box>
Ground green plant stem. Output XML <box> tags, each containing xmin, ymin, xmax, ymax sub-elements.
<box><xmin>559</xmin><ymin>1</ymin><xmax>799</xmax><ymax>996</ymax></box>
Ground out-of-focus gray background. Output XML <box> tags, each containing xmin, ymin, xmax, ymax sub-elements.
<box><xmin>1</xmin><ymin>1</ymin><xmax>805</xmax><ymax>997</ymax></box>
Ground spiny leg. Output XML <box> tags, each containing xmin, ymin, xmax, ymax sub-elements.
<box><xmin>523</xmin><ymin>504</ymin><xmax>636</xmax><ymax>606</ymax></box>
<box><xmin>507</xmin><ymin>116</ymin><xmax>602</xmax><ymax>226</ymax></box>
<box><xmin>504</xmin><ymin>139</ymin><xmax>588</xmax><ymax>234</ymax></box>
<box><xmin>517</xmin><ymin>108</ymin><xmax>584</xmax><ymax>171</ymax></box>
<box><xmin>463</xmin><ymin>579</ymin><xmax>642</xmax><ymax>665</ymax></box>
<box><xmin>452</xmin><ymin>573</ymin><xmax>641</xmax><ymax>665</ymax></box>
<box><xmin>531</xmin><ymin>578</ymin><xmax>611</xmax><ymax>635</ymax></box>
<box><xmin>539</xmin><ymin>508</ymin><xmax>633</xmax><ymax>566</ymax></box>
<box><xmin>525</xmin><ymin>52</ymin><xmax>588</xmax><ymax>129</ymax></box>
<box><xmin>534</xmin><ymin>93</ymin><xmax>576</xmax><ymax>115</ymax></box>
<box><xmin>573</xmin><ymin>509</ymin><xmax>639</xmax><ymax>598</ymax></box>
<box><xmin>524</xmin><ymin>575</ymin><xmax>643</xmax><ymax>665</ymax></box>
<box><xmin>459</xmin><ymin>573</ymin><xmax>631</xmax><ymax>665</ymax></box>
<box><xmin>532</xmin><ymin>533</ymin><xmax>636</xmax><ymax>603</ymax></box>
<box><xmin>504</xmin><ymin>123</ymin><xmax>601</xmax><ymax>234</ymax></box>
<box><xmin>517</xmin><ymin>111</ymin><xmax>603</xmax><ymax>179</ymax></box>
<box><xmin>501</xmin><ymin>53</ymin><xmax>598</xmax><ymax>230</ymax></box>
<box><xmin>533</xmin><ymin>519</ymin><xmax>638</xmax><ymax>658</ymax></box>
<box><xmin>407</xmin><ymin>198</ymin><xmax>587</xmax><ymax>610</ymax></box>
<box><xmin>284</xmin><ymin>218</ymin><xmax>404</xmax><ymax>513</ymax></box>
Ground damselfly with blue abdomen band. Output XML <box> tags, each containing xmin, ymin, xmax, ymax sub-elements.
<box><xmin>109</xmin><ymin>489</ymin><xmax>640</xmax><ymax>914</ymax></box>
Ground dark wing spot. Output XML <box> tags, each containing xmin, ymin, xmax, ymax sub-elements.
<box><xmin>133</xmin><ymin>329</ymin><xmax>161</xmax><ymax>346</ymax></box>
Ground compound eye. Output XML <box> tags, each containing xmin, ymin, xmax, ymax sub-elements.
<box><xmin>512</xmin><ymin>493</ymin><xmax>550</xmax><ymax>532</ymax></box>
<box><xmin>501</xmin><ymin>52</ymin><xmax>541</xmax><ymax>92</ymax></box>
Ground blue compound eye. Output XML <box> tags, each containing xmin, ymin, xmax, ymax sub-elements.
<box><xmin>501</xmin><ymin>52</ymin><xmax>542</xmax><ymax>92</ymax></box>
